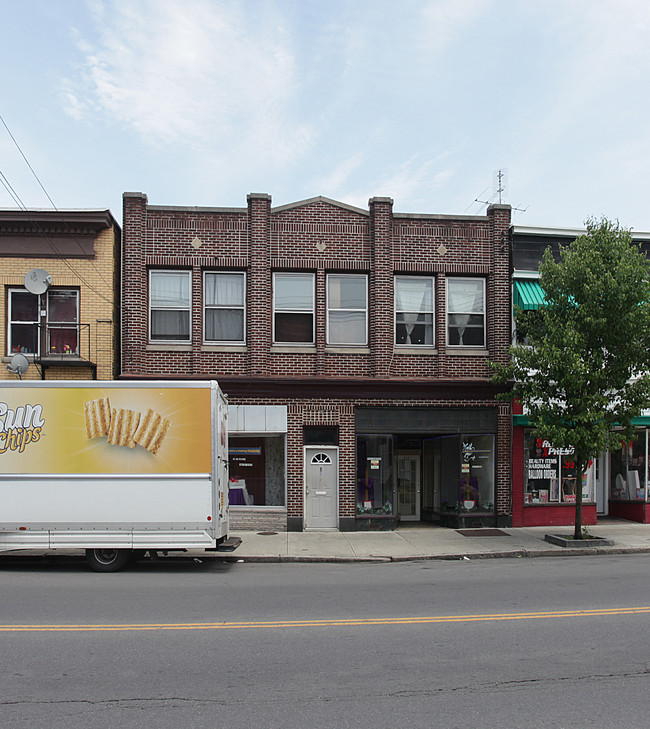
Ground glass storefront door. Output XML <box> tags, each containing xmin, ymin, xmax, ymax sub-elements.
<box><xmin>397</xmin><ymin>453</ymin><xmax>420</xmax><ymax>520</ymax></box>
<box><xmin>610</xmin><ymin>429</ymin><xmax>648</xmax><ymax>502</ymax></box>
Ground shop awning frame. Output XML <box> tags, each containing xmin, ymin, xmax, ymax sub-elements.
<box><xmin>513</xmin><ymin>279</ymin><xmax>545</xmax><ymax>311</ymax></box>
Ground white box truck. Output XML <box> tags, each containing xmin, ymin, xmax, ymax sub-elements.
<box><xmin>0</xmin><ymin>380</ymin><xmax>234</xmax><ymax>570</ymax></box>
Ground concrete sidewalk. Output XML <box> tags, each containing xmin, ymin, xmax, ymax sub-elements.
<box><xmin>2</xmin><ymin>520</ymin><xmax>650</xmax><ymax>564</ymax></box>
<box><xmin>226</xmin><ymin>519</ymin><xmax>650</xmax><ymax>563</ymax></box>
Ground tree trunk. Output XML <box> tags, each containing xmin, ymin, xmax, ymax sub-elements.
<box><xmin>573</xmin><ymin>452</ymin><xmax>586</xmax><ymax>540</ymax></box>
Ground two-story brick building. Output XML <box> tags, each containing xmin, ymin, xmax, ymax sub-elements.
<box><xmin>121</xmin><ymin>192</ymin><xmax>512</xmax><ymax>531</ymax></box>
<box><xmin>1</xmin><ymin>209</ymin><xmax>120</xmax><ymax>382</ymax></box>
<box><xmin>511</xmin><ymin>224</ymin><xmax>650</xmax><ymax>527</ymax></box>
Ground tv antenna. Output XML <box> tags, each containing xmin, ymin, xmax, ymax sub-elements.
<box><xmin>7</xmin><ymin>353</ymin><xmax>29</xmax><ymax>379</ymax></box>
<box><xmin>494</xmin><ymin>168</ymin><xmax>507</xmax><ymax>204</ymax></box>
<box><xmin>469</xmin><ymin>168</ymin><xmax>528</xmax><ymax>214</ymax></box>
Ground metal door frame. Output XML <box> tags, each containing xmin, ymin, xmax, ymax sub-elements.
<box><xmin>397</xmin><ymin>451</ymin><xmax>421</xmax><ymax>521</ymax></box>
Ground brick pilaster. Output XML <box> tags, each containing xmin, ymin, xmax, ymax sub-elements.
<box><xmin>368</xmin><ymin>197</ymin><xmax>394</xmax><ymax>378</ymax></box>
<box><xmin>487</xmin><ymin>203</ymin><xmax>512</xmax><ymax>521</ymax></box>
<box><xmin>247</xmin><ymin>193</ymin><xmax>272</xmax><ymax>375</ymax></box>
<box><xmin>487</xmin><ymin>204</ymin><xmax>512</xmax><ymax>367</ymax></box>
<box><xmin>121</xmin><ymin>192</ymin><xmax>148</xmax><ymax>375</ymax></box>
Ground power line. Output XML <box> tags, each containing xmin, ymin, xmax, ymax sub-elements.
<box><xmin>0</xmin><ymin>168</ymin><xmax>26</xmax><ymax>209</ymax></box>
<box><xmin>0</xmin><ymin>113</ymin><xmax>121</xmax><ymax>306</ymax></box>
<box><xmin>0</xmin><ymin>113</ymin><xmax>58</xmax><ymax>210</ymax></box>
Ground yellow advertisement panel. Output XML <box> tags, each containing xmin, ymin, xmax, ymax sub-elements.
<box><xmin>0</xmin><ymin>386</ymin><xmax>212</xmax><ymax>475</ymax></box>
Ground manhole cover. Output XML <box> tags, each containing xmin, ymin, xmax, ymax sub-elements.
<box><xmin>257</xmin><ymin>531</ymin><xmax>278</xmax><ymax>536</ymax></box>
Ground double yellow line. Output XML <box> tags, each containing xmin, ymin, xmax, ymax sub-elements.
<box><xmin>1</xmin><ymin>606</ymin><xmax>649</xmax><ymax>633</ymax></box>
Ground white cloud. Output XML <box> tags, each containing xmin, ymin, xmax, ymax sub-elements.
<box><xmin>498</xmin><ymin>0</ymin><xmax>650</xmax><ymax>227</ymax></box>
<box><xmin>418</xmin><ymin>0</ymin><xmax>491</xmax><ymax>56</ymax></box>
<box><xmin>63</xmin><ymin>0</ymin><xmax>313</xmax><ymax>165</ymax></box>
<box><xmin>343</xmin><ymin>154</ymin><xmax>458</xmax><ymax>212</ymax></box>
<box><xmin>310</xmin><ymin>152</ymin><xmax>364</xmax><ymax>198</ymax></box>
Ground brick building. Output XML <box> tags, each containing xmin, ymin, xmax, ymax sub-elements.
<box><xmin>1</xmin><ymin>209</ymin><xmax>120</xmax><ymax>381</ymax></box>
<box><xmin>511</xmin><ymin>224</ymin><xmax>650</xmax><ymax>526</ymax></box>
<box><xmin>121</xmin><ymin>192</ymin><xmax>512</xmax><ymax>531</ymax></box>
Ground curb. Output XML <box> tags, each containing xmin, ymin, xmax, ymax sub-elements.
<box><xmin>2</xmin><ymin>545</ymin><xmax>650</xmax><ymax>566</ymax></box>
<box><xmin>224</xmin><ymin>545</ymin><xmax>650</xmax><ymax>564</ymax></box>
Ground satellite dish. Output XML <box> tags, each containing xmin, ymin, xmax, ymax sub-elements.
<box><xmin>24</xmin><ymin>268</ymin><xmax>53</xmax><ymax>295</ymax></box>
<box><xmin>7</xmin><ymin>353</ymin><xmax>29</xmax><ymax>379</ymax></box>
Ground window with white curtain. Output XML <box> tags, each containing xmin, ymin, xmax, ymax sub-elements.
<box><xmin>447</xmin><ymin>278</ymin><xmax>485</xmax><ymax>347</ymax></box>
<box><xmin>204</xmin><ymin>272</ymin><xmax>245</xmax><ymax>343</ymax></box>
<box><xmin>327</xmin><ymin>274</ymin><xmax>367</xmax><ymax>345</ymax></box>
<box><xmin>395</xmin><ymin>276</ymin><xmax>434</xmax><ymax>346</ymax></box>
<box><xmin>273</xmin><ymin>273</ymin><xmax>315</xmax><ymax>343</ymax></box>
<box><xmin>149</xmin><ymin>270</ymin><xmax>191</xmax><ymax>342</ymax></box>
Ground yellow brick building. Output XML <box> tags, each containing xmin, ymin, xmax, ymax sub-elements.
<box><xmin>0</xmin><ymin>210</ymin><xmax>120</xmax><ymax>381</ymax></box>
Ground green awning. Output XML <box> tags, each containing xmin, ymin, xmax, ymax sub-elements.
<box><xmin>514</xmin><ymin>414</ymin><xmax>650</xmax><ymax>427</ymax></box>
<box><xmin>513</xmin><ymin>280</ymin><xmax>545</xmax><ymax>311</ymax></box>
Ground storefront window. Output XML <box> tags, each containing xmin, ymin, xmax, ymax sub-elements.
<box><xmin>438</xmin><ymin>434</ymin><xmax>495</xmax><ymax>514</ymax></box>
<box><xmin>610</xmin><ymin>429</ymin><xmax>648</xmax><ymax>501</ymax></box>
<box><xmin>523</xmin><ymin>431</ymin><xmax>594</xmax><ymax>503</ymax></box>
<box><xmin>228</xmin><ymin>436</ymin><xmax>285</xmax><ymax>506</ymax></box>
<box><xmin>356</xmin><ymin>435</ymin><xmax>394</xmax><ymax>515</ymax></box>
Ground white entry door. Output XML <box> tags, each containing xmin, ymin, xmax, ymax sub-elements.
<box><xmin>305</xmin><ymin>447</ymin><xmax>338</xmax><ymax>529</ymax></box>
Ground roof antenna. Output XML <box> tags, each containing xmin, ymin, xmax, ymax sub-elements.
<box><xmin>471</xmin><ymin>168</ymin><xmax>528</xmax><ymax>214</ymax></box>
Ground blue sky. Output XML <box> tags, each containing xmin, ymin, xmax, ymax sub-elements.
<box><xmin>2</xmin><ymin>0</ymin><xmax>649</xmax><ymax>231</ymax></box>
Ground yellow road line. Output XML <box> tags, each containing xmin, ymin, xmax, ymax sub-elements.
<box><xmin>1</xmin><ymin>606</ymin><xmax>649</xmax><ymax>632</ymax></box>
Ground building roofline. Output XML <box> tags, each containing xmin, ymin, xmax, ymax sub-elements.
<box><xmin>125</xmin><ymin>191</ymin><xmax>508</xmax><ymax>223</ymax></box>
<box><xmin>512</xmin><ymin>223</ymin><xmax>650</xmax><ymax>240</ymax></box>
<box><xmin>0</xmin><ymin>208</ymin><xmax>119</xmax><ymax>230</ymax></box>
<box><xmin>272</xmin><ymin>195</ymin><xmax>369</xmax><ymax>216</ymax></box>
<box><xmin>394</xmin><ymin>212</ymin><xmax>489</xmax><ymax>222</ymax></box>
<box><xmin>146</xmin><ymin>204</ymin><xmax>248</xmax><ymax>214</ymax></box>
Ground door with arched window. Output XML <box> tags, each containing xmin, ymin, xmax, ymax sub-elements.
<box><xmin>304</xmin><ymin>446</ymin><xmax>338</xmax><ymax>529</ymax></box>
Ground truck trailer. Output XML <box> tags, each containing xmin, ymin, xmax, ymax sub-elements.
<box><xmin>0</xmin><ymin>380</ymin><xmax>232</xmax><ymax>570</ymax></box>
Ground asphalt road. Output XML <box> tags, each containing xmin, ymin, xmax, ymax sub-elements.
<box><xmin>2</xmin><ymin>553</ymin><xmax>650</xmax><ymax>728</ymax></box>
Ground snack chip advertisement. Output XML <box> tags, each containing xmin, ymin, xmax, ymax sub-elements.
<box><xmin>0</xmin><ymin>387</ymin><xmax>213</xmax><ymax>474</ymax></box>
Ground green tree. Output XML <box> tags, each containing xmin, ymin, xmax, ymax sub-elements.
<box><xmin>494</xmin><ymin>218</ymin><xmax>650</xmax><ymax>538</ymax></box>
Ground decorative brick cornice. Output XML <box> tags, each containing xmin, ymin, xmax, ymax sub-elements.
<box><xmin>119</xmin><ymin>373</ymin><xmax>511</xmax><ymax>400</ymax></box>
<box><xmin>0</xmin><ymin>209</ymin><xmax>117</xmax><ymax>235</ymax></box>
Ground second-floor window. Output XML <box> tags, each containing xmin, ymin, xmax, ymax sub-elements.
<box><xmin>8</xmin><ymin>288</ymin><xmax>79</xmax><ymax>356</ymax></box>
<box><xmin>273</xmin><ymin>273</ymin><xmax>314</xmax><ymax>343</ymax></box>
<box><xmin>395</xmin><ymin>276</ymin><xmax>434</xmax><ymax>346</ymax></box>
<box><xmin>327</xmin><ymin>274</ymin><xmax>368</xmax><ymax>345</ymax></box>
<box><xmin>150</xmin><ymin>270</ymin><xmax>191</xmax><ymax>342</ymax></box>
<box><xmin>204</xmin><ymin>272</ymin><xmax>245</xmax><ymax>343</ymax></box>
<box><xmin>447</xmin><ymin>278</ymin><xmax>486</xmax><ymax>347</ymax></box>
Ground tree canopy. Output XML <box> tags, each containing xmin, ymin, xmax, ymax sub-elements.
<box><xmin>494</xmin><ymin>218</ymin><xmax>650</xmax><ymax>537</ymax></box>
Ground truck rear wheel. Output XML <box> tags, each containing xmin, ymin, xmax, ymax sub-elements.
<box><xmin>85</xmin><ymin>548</ymin><xmax>131</xmax><ymax>572</ymax></box>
